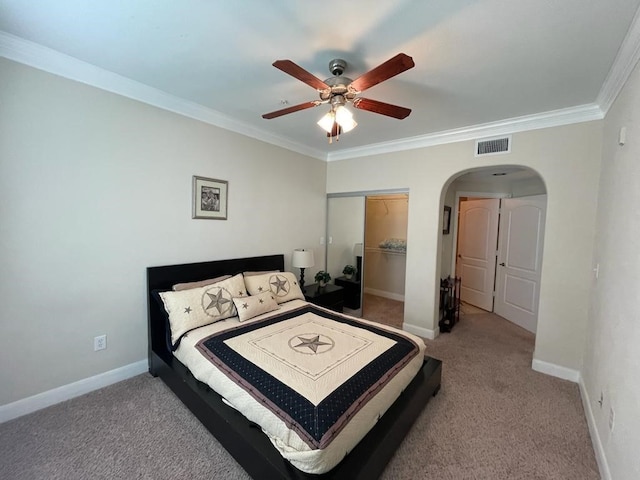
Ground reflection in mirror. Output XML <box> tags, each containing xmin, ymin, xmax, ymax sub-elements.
<box><xmin>327</xmin><ymin>196</ymin><xmax>365</xmax><ymax>316</ymax></box>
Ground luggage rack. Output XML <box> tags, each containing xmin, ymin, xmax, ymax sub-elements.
<box><xmin>439</xmin><ymin>276</ymin><xmax>461</xmax><ymax>333</ymax></box>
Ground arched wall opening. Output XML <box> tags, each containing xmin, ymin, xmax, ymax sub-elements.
<box><xmin>436</xmin><ymin>164</ymin><xmax>547</xmax><ymax>338</ymax></box>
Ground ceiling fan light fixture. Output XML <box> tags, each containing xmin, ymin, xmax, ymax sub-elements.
<box><xmin>317</xmin><ymin>107</ymin><xmax>357</xmax><ymax>136</ymax></box>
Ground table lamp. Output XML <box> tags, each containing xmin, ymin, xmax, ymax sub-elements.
<box><xmin>292</xmin><ymin>249</ymin><xmax>315</xmax><ymax>292</ymax></box>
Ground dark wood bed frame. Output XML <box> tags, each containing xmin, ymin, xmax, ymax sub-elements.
<box><xmin>147</xmin><ymin>254</ymin><xmax>442</xmax><ymax>479</ymax></box>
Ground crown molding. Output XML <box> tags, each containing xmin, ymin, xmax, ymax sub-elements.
<box><xmin>326</xmin><ymin>103</ymin><xmax>604</xmax><ymax>161</ymax></box>
<box><xmin>597</xmin><ymin>5</ymin><xmax>640</xmax><ymax>115</ymax></box>
<box><xmin>0</xmin><ymin>31</ymin><xmax>326</xmax><ymax>161</ymax></box>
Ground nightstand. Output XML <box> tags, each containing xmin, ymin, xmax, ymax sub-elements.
<box><xmin>334</xmin><ymin>276</ymin><xmax>361</xmax><ymax>309</ymax></box>
<box><xmin>303</xmin><ymin>283</ymin><xmax>344</xmax><ymax>313</ymax></box>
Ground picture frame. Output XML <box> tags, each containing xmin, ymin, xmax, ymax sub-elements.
<box><xmin>443</xmin><ymin>205</ymin><xmax>451</xmax><ymax>234</ymax></box>
<box><xmin>192</xmin><ymin>176</ymin><xmax>228</xmax><ymax>220</ymax></box>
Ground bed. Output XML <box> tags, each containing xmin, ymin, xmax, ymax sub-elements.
<box><xmin>147</xmin><ymin>254</ymin><xmax>442</xmax><ymax>479</ymax></box>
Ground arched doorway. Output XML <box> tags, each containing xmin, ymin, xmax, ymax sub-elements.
<box><xmin>440</xmin><ymin>165</ymin><xmax>547</xmax><ymax>334</ymax></box>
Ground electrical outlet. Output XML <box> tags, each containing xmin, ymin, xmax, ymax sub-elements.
<box><xmin>609</xmin><ymin>407</ymin><xmax>615</xmax><ymax>432</ymax></box>
<box><xmin>94</xmin><ymin>334</ymin><xmax>107</xmax><ymax>351</ymax></box>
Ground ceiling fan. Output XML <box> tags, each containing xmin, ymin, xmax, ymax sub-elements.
<box><xmin>262</xmin><ymin>53</ymin><xmax>415</xmax><ymax>141</ymax></box>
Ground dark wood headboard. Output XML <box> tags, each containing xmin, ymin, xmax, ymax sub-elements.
<box><xmin>146</xmin><ymin>254</ymin><xmax>285</xmax><ymax>371</ymax></box>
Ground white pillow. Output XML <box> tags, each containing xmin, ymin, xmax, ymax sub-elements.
<box><xmin>159</xmin><ymin>273</ymin><xmax>247</xmax><ymax>347</ymax></box>
<box><xmin>172</xmin><ymin>274</ymin><xmax>232</xmax><ymax>291</ymax></box>
<box><xmin>242</xmin><ymin>270</ymin><xmax>280</xmax><ymax>277</ymax></box>
<box><xmin>233</xmin><ymin>292</ymin><xmax>280</xmax><ymax>322</ymax></box>
<box><xmin>244</xmin><ymin>272</ymin><xmax>305</xmax><ymax>304</ymax></box>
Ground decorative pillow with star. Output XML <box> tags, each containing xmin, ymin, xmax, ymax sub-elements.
<box><xmin>232</xmin><ymin>291</ymin><xmax>280</xmax><ymax>322</ymax></box>
<box><xmin>159</xmin><ymin>273</ymin><xmax>248</xmax><ymax>348</ymax></box>
<box><xmin>244</xmin><ymin>272</ymin><xmax>305</xmax><ymax>304</ymax></box>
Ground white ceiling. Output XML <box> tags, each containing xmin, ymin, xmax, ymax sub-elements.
<box><xmin>1</xmin><ymin>0</ymin><xmax>640</xmax><ymax>161</ymax></box>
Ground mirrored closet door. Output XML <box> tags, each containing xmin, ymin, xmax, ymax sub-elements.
<box><xmin>326</xmin><ymin>192</ymin><xmax>408</xmax><ymax>325</ymax></box>
<box><xmin>326</xmin><ymin>196</ymin><xmax>365</xmax><ymax>316</ymax></box>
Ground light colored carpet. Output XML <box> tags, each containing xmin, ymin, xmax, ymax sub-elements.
<box><xmin>460</xmin><ymin>300</ymin><xmax>490</xmax><ymax>315</ymax></box>
<box><xmin>0</xmin><ymin>311</ymin><xmax>599</xmax><ymax>479</ymax></box>
<box><xmin>362</xmin><ymin>293</ymin><xmax>404</xmax><ymax>328</ymax></box>
<box><xmin>383</xmin><ymin>313</ymin><xmax>599</xmax><ymax>479</ymax></box>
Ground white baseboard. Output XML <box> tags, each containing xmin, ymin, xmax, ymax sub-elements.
<box><xmin>578</xmin><ymin>375</ymin><xmax>611</xmax><ymax>480</ymax></box>
<box><xmin>533</xmin><ymin>360</ymin><xmax>611</xmax><ymax>479</ymax></box>
<box><xmin>0</xmin><ymin>359</ymin><xmax>148</xmax><ymax>424</ymax></box>
<box><xmin>364</xmin><ymin>287</ymin><xmax>405</xmax><ymax>302</ymax></box>
<box><xmin>403</xmin><ymin>322</ymin><xmax>439</xmax><ymax>340</ymax></box>
<box><xmin>531</xmin><ymin>358</ymin><xmax>580</xmax><ymax>382</ymax></box>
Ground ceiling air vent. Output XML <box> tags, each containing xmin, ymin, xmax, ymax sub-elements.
<box><xmin>475</xmin><ymin>136</ymin><xmax>511</xmax><ymax>156</ymax></box>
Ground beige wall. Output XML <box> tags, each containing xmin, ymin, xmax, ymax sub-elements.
<box><xmin>327</xmin><ymin>122</ymin><xmax>602</xmax><ymax>369</ymax></box>
<box><xmin>0</xmin><ymin>58</ymin><xmax>327</xmax><ymax>406</ymax></box>
<box><xmin>583</xmin><ymin>56</ymin><xmax>640</xmax><ymax>478</ymax></box>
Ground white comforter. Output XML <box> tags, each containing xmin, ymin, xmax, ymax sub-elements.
<box><xmin>174</xmin><ymin>299</ymin><xmax>425</xmax><ymax>474</ymax></box>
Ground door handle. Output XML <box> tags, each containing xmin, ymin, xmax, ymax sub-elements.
<box><xmin>499</xmin><ymin>262</ymin><xmax>505</xmax><ymax>266</ymax></box>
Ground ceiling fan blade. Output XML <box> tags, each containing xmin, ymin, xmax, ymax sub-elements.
<box><xmin>262</xmin><ymin>101</ymin><xmax>320</xmax><ymax>119</ymax></box>
<box><xmin>353</xmin><ymin>97</ymin><xmax>412</xmax><ymax>119</ymax></box>
<box><xmin>349</xmin><ymin>53</ymin><xmax>415</xmax><ymax>93</ymax></box>
<box><xmin>272</xmin><ymin>60</ymin><xmax>330</xmax><ymax>91</ymax></box>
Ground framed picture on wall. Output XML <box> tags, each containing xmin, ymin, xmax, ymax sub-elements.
<box><xmin>192</xmin><ymin>176</ymin><xmax>228</xmax><ymax>220</ymax></box>
<box><xmin>443</xmin><ymin>205</ymin><xmax>451</xmax><ymax>234</ymax></box>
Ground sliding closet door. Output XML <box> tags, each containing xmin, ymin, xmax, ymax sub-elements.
<box><xmin>327</xmin><ymin>192</ymin><xmax>408</xmax><ymax>321</ymax></box>
<box><xmin>327</xmin><ymin>197</ymin><xmax>365</xmax><ymax>314</ymax></box>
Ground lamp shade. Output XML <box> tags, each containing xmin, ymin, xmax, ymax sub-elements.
<box><xmin>292</xmin><ymin>249</ymin><xmax>315</xmax><ymax>268</ymax></box>
<box><xmin>317</xmin><ymin>111</ymin><xmax>335</xmax><ymax>133</ymax></box>
<box><xmin>339</xmin><ymin>117</ymin><xmax>357</xmax><ymax>133</ymax></box>
<box><xmin>353</xmin><ymin>243</ymin><xmax>364</xmax><ymax>257</ymax></box>
<box><xmin>334</xmin><ymin>105</ymin><xmax>353</xmax><ymax>123</ymax></box>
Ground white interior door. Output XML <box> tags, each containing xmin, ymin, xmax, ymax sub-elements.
<box><xmin>494</xmin><ymin>195</ymin><xmax>547</xmax><ymax>333</ymax></box>
<box><xmin>456</xmin><ymin>198</ymin><xmax>500</xmax><ymax>311</ymax></box>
